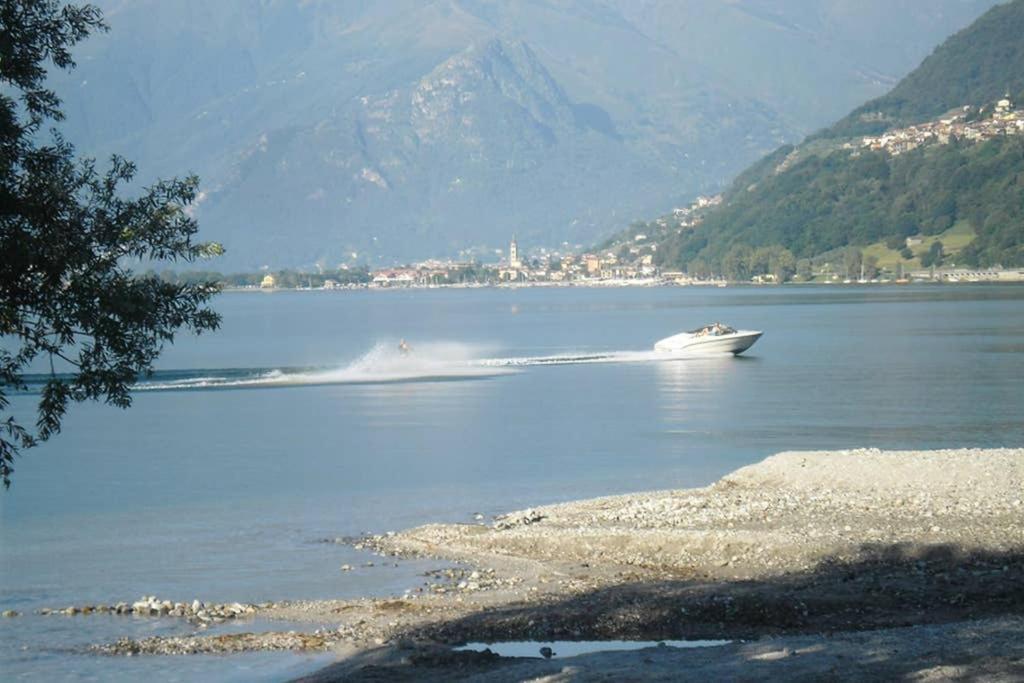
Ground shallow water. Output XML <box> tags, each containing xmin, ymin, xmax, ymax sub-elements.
<box><xmin>2</xmin><ymin>284</ymin><xmax>1023</xmax><ymax>680</ymax></box>
<box><xmin>457</xmin><ymin>639</ymin><xmax>732</xmax><ymax>658</ymax></box>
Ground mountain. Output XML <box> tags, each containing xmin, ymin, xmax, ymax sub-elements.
<box><xmin>643</xmin><ymin>0</ymin><xmax>1024</xmax><ymax>273</ymax></box>
<box><xmin>178</xmin><ymin>38</ymin><xmax>789</xmax><ymax>268</ymax></box>
<box><xmin>826</xmin><ymin>1</ymin><xmax>1024</xmax><ymax>139</ymax></box>
<box><xmin>50</xmin><ymin>0</ymin><xmax>1002</xmax><ymax>268</ymax></box>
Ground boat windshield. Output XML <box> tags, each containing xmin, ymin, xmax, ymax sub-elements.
<box><xmin>689</xmin><ymin>323</ymin><xmax>737</xmax><ymax>337</ymax></box>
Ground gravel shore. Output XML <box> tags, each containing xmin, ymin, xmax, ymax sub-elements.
<box><xmin>373</xmin><ymin>447</ymin><xmax>1024</xmax><ymax>580</ymax></box>
<box><xmin>86</xmin><ymin>448</ymin><xmax>1024</xmax><ymax>680</ymax></box>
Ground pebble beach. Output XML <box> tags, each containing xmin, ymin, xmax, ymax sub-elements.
<box><xmin>20</xmin><ymin>447</ymin><xmax>1022</xmax><ymax>680</ymax></box>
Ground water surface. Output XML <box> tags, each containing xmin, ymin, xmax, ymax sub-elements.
<box><xmin>3</xmin><ymin>284</ymin><xmax>1023</xmax><ymax>680</ymax></box>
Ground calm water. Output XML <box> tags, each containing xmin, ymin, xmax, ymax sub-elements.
<box><xmin>2</xmin><ymin>284</ymin><xmax>1023</xmax><ymax>680</ymax></box>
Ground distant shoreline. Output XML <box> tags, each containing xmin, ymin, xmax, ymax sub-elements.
<box><xmin>223</xmin><ymin>277</ymin><xmax>1024</xmax><ymax>293</ymax></box>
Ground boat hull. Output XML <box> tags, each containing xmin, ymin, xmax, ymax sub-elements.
<box><xmin>654</xmin><ymin>331</ymin><xmax>762</xmax><ymax>356</ymax></box>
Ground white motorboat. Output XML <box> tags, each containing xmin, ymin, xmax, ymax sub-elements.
<box><xmin>654</xmin><ymin>323</ymin><xmax>762</xmax><ymax>356</ymax></box>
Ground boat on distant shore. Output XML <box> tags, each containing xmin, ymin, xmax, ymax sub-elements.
<box><xmin>654</xmin><ymin>323</ymin><xmax>762</xmax><ymax>356</ymax></box>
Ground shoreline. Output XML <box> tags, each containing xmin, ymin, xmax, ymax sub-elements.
<box><xmin>223</xmin><ymin>278</ymin><xmax>1024</xmax><ymax>293</ymax></box>
<box><xmin>47</xmin><ymin>447</ymin><xmax>1023</xmax><ymax>680</ymax></box>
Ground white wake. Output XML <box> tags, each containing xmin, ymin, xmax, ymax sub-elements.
<box><xmin>133</xmin><ymin>342</ymin><xmax>709</xmax><ymax>392</ymax></box>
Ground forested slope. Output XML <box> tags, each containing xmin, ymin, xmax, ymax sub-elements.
<box><xmin>826</xmin><ymin>1</ymin><xmax>1024</xmax><ymax>139</ymax></box>
<box><xmin>650</xmin><ymin>0</ymin><xmax>1024</xmax><ymax>273</ymax></box>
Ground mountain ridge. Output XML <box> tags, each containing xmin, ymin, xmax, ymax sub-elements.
<box><xmin>825</xmin><ymin>0</ymin><xmax>1024</xmax><ymax>139</ymax></box>
<box><xmin>50</xmin><ymin>0</ymin><xmax>1004</xmax><ymax>268</ymax></box>
<box><xmin>632</xmin><ymin>0</ymin><xmax>1024</xmax><ymax>274</ymax></box>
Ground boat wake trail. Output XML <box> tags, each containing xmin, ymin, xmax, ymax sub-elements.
<box><xmin>127</xmin><ymin>342</ymin><xmax>511</xmax><ymax>392</ymax></box>
<box><xmin>13</xmin><ymin>342</ymin><xmax>709</xmax><ymax>395</ymax></box>
<box><xmin>477</xmin><ymin>350</ymin><xmax>673</xmax><ymax>367</ymax></box>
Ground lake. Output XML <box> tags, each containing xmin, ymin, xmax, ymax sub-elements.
<box><xmin>2</xmin><ymin>284</ymin><xmax>1023</xmax><ymax>680</ymax></box>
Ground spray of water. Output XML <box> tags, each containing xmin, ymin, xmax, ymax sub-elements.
<box><xmin>288</xmin><ymin>341</ymin><xmax>508</xmax><ymax>384</ymax></box>
<box><xmin>134</xmin><ymin>341</ymin><xmax>510</xmax><ymax>391</ymax></box>
<box><xmin>126</xmin><ymin>340</ymin><xmax>721</xmax><ymax>393</ymax></box>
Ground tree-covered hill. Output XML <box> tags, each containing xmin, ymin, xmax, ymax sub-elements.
<box><xmin>658</xmin><ymin>135</ymin><xmax>1024</xmax><ymax>270</ymax></box>
<box><xmin>826</xmin><ymin>1</ymin><xmax>1024</xmax><ymax>140</ymax></box>
<box><xmin>645</xmin><ymin>0</ymin><xmax>1024</xmax><ymax>275</ymax></box>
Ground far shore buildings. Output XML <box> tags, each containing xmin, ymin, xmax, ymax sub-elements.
<box><xmin>359</xmin><ymin>231</ymin><xmax>668</xmax><ymax>287</ymax></box>
<box><xmin>371</xmin><ymin>269</ymin><xmax>417</xmax><ymax>287</ymax></box>
<box><xmin>499</xmin><ymin>235</ymin><xmax>526</xmax><ymax>282</ymax></box>
<box><xmin>509</xmin><ymin>235</ymin><xmax>522</xmax><ymax>269</ymax></box>
<box><xmin>261</xmin><ymin>221</ymin><xmax>1024</xmax><ymax>290</ymax></box>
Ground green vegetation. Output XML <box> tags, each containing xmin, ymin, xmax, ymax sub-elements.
<box><xmin>825</xmin><ymin>1</ymin><xmax>1024</xmax><ymax>139</ymax></box>
<box><xmin>861</xmin><ymin>221</ymin><xmax>976</xmax><ymax>271</ymax></box>
<box><xmin>626</xmin><ymin>1</ymin><xmax>1024</xmax><ymax>279</ymax></box>
<box><xmin>713</xmin><ymin>245</ymin><xmax>797</xmax><ymax>282</ymax></box>
<box><xmin>144</xmin><ymin>262</ymin><xmax>506</xmax><ymax>289</ymax></box>
<box><xmin>137</xmin><ymin>267</ymin><xmax>372</xmax><ymax>289</ymax></box>
<box><xmin>0</xmin><ymin>2</ymin><xmax>221</xmax><ymax>487</ymax></box>
<box><xmin>657</xmin><ymin>134</ymin><xmax>1024</xmax><ymax>273</ymax></box>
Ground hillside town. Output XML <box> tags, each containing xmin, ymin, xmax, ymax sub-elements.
<box><xmin>850</xmin><ymin>97</ymin><xmax>1024</xmax><ymax>156</ymax></box>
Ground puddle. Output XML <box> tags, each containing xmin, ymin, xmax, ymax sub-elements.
<box><xmin>456</xmin><ymin>639</ymin><xmax>732</xmax><ymax>659</ymax></box>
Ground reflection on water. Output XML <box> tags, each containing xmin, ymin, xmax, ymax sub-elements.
<box><xmin>458</xmin><ymin>639</ymin><xmax>732</xmax><ymax>658</ymax></box>
<box><xmin>656</xmin><ymin>356</ymin><xmax>746</xmax><ymax>403</ymax></box>
<box><xmin>654</xmin><ymin>356</ymin><xmax>759</xmax><ymax>446</ymax></box>
<box><xmin>353</xmin><ymin>373</ymin><xmax>497</xmax><ymax>422</ymax></box>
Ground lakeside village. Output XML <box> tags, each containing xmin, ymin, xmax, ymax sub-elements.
<box><xmin>230</xmin><ymin>98</ymin><xmax>1024</xmax><ymax>292</ymax></box>
<box><xmin>246</xmin><ymin>230</ymin><xmax>1024</xmax><ymax>291</ymax></box>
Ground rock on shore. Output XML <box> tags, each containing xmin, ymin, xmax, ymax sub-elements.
<box><xmin>36</xmin><ymin>596</ymin><xmax>260</xmax><ymax>625</ymax></box>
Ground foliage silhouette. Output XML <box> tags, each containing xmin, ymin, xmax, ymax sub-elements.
<box><xmin>0</xmin><ymin>1</ymin><xmax>222</xmax><ymax>487</ymax></box>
